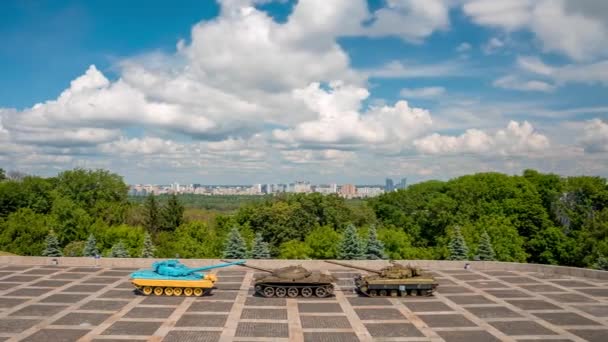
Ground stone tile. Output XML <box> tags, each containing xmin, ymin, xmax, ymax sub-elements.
<box><xmin>0</xmin><ymin>266</ymin><xmax>33</xmax><ymax>271</ymax></box>
<box><xmin>506</xmin><ymin>299</ymin><xmax>561</xmax><ymax>311</ymax></box>
<box><xmin>301</xmin><ymin>316</ymin><xmax>351</xmax><ymax>329</ymax></box>
<box><xmin>3</xmin><ymin>275</ymin><xmax>40</xmax><ymax>282</ymax></box>
<box><xmin>303</xmin><ymin>332</ymin><xmax>359</xmax><ymax>342</ymax></box>
<box><xmin>346</xmin><ymin>297</ymin><xmax>392</xmax><ymax>306</ymax></box>
<box><xmin>0</xmin><ymin>297</ymin><xmax>27</xmax><ymax>308</ymax></box>
<box><xmin>484</xmin><ymin>289</ymin><xmax>531</xmax><ymax>298</ymax></box>
<box><xmin>205</xmin><ymin>291</ymin><xmax>238</xmax><ymax>300</ymax></box>
<box><xmin>499</xmin><ymin>276</ymin><xmax>540</xmax><ymax>284</ymax></box>
<box><xmin>98</xmin><ymin>271</ymin><xmax>132</xmax><ymax>277</ymax></box>
<box><xmin>418</xmin><ymin>314</ymin><xmax>477</xmax><ymax>327</ymax></box>
<box><xmin>40</xmin><ymin>294</ymin><xmax>88</xmax><ymax>303</ymax></box>
<box><xmin>79</xmin><ymin>300</ymin><xmax>128</xmax><ymax>311</ymax></box>
<box><xmin>438</xmin><ymin>330</ymin><xmax>501</xmax><ymax>342</ymax></box>
<box><xmin>245</xmin><ymin>297</ymin><xmax>286</xmax><ymax>307</ymax></box>
<box><xmin>98</xmin><ymin>289</ymin><xmax>134</xmax><ymax>299</ymax></box>
<box><xmin>404</xmin><ymin>300</ymin><xmax>453</xmax><ymax>312</ymax></box>
<box><xmin>573</xmin><ymin>305</ymin><xmax>608</xmax><ymax>317</ymax></box>
<box><xmin>176</xmin><ymin>314</ymin><xmax>228</xmax><ymax>327</ymax></box>
<box><xmin>124</xmin><ymin>307</ymin><xmax>176</xmax><ymax>319</ymax></box>
<box><xmin>50</xmin><ymin>273</ymin><xmax>89</xmax><ymax>280</ymax></box>
<box><xmin>241</xmin><ymin>308</ymin><xmax>287</xmax><ymax>320</ymax></box>
<box><xmin>82</xmin><ymin>277</ymin><xmax>117</xmax><ymax>284</ymax></box>
<box><xmin>354</xmin><ymin>308</ymin><xmax>406</xmax><ymax>320</ymax></box>
<box><xmin>62</xmin><ymin>284</ymin><xmax>105</xmax><ymax>293</ymax></box>
<box><xmin>568</xmin><ymin>329</ymin><xmax>608</xmax><ymax>342</ymax></box>
<box><xmin>22</xmin><ymin>328</ymin><xmax>89</xmax><ymax>342</ymax></box>
<box><xmin>101</xmin><ymin>321</ymin><xmax>162</xmax><ymax>335</ymax></box>
<box><xmin>53</xmin><ymin>312</ymin><xmax>111</xmax><ymax>326</ymax></box>
<box><xmin>6</xmin><ymin>288</ymin><xmax>50</xmax><ymax>297</ymax></box>
<box><xmin>22</xmin><ymin>269</ymin><xmax>58</xmax><ymax>275</ymax></box>
<box><xmin>482</xmin><ymin>271</ymin><xmax>516</xmax><ymax>277</ymax></box>
<box><xmin>163</xmin><ymin>331</ymin><xmax>221</xmax><ymax>342</ymax></box>
<box><xmin>214</xmin><ymin>283</ymin><xmax>241</xmax><ymax>290</ymax></box>
<box><xmin>447</xmin><ymin>295</ymin><xmax>495</xmax><ymax>305</ymax></box>
<box><xmin>235</xmin><ymin>322</ymin><xmax>289</xmax><ymax>337</ymax></box>
<box><xmin>451</xmin><ymin>274</ymin><xmax>490</xmax><ymax>281</ymax></box>
<box><xmin>216</xmin><ymin>276</ymin><xmax>244</xmax><ymax>282</ymax></box>
<box><xmin>31</xmin><ymin>280</ymin><xmax>72</xmax><ymax>287</ymax></box>
<box><xmin>436</xmin><ymin>286</ymin><xmax>474</xmax><ymax>294</ymax></box>
<box><xmin>543</xmin><ymin>293</ymin><xmax>596</xmax><ymax>303</ymax></box>
<box><xmin>365</xmin><ymin>323</ymin><xmax>424</xmax><ymax>337</ymax></box>
<box><xmin>188</xmin><ymin>301</ymin><xmax>233</xmax><ymax>312</ymax></box>
<box><xmin>68</xmin><ymin>267</ymin><xmax>100</xmax><ymax>272</ymax></box>
<box><xmin>579</xmin><ymin>288</ymin><xmax>608</xmax><ymax>297</ymax></box>
<box><xmin>0</xmin><ymin>282</ymin><xmax>19</xmax><ymax>290</ymax></box>
<box><xmin>215</xmin><ymin>270</ymin><xmax>246</xmax><ymax>276</ymax></box>
<box><xmin>113</xmin><ymin>281</ymin><xmax>134</xmax><ymax>289</ymax></box>
<box><xmin>520</xmin><ymin>284</ymin><xmax>564</xmax><ymax>292</ymax></box>
<box><xmin>490</xmin><ymin>321</ymin><xmax>557</xmax><ymax>336</ymax></box>
<box><xmin>140</xmin><ymin>295</ymin><xmax>185</xmax><ymax>305</ymax></box>
<box><xmin>551</xmin><ymin>280</ymin><xmax>593</xmax><ymax>287</ymax></box>
<box><xmin>298</xmin><ymin>302</ymin><xmax>342</xmax><ymax>313</ymax></box>
<box><xmin>467</xmin><ymin>281</ymin><xmax>509</xmax><ymax>288</ymax></box>
<box><xmin>466</xmin><ymin>306</ymin><xmax>523</xmax><ymax>319</ymax></box>
<box><xmin>534</xmin><ymin>312</ymin><xmax>600</xmax><ymax>326</ymax></box>
<box><xmin>0</xmin><ymin>318</ymin><xmax>42</xmax><ymax>333</ymax></box>
<box><xmin>13</xmin><ymin>304</ymin><xmax>68</xmax><ymax>317</ymax></box>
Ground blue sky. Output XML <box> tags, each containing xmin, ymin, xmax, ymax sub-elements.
<box><xmin>0</xmin><ymin>0</ymin><xmax>607</xmax><ymax>184</ymax></box>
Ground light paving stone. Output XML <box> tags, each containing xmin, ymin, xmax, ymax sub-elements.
<box><xmin>568</xmin><ymin>329</ymin><xmax>608</xmax><ymax>342</ymax></box>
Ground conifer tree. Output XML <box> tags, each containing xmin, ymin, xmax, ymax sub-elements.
<box><xmin>337</xmin><ymin>224</ymin><xmax>364</xmax><ymax>260</ymax></box>
<box><xmin>109</xmin><ymin>240</ymin><xmax>130</xmax><ymax>258</ymax></box>
<box><xmin>223</xmin><ymin>226</ymin><xmax>248</xmax><ymax>259</ymax></box>
<box><xmin>143</xmin><ymin>194</ymin><xmax>161</xmax><ymax>234</ymax></box>
<box><xmin>251</xmin><ymin>232</ymin><xmax>271</xmax><ymax>259</ymax></box>
<box><xmin>448</xmin><ymin>226</ymin><xmax>469</xmax><ymax>260</ymax></box>
<box><xmin>161</xmin><ymin>194</ymin><xmax>184</xmax><ymax>232</ymax></box>
<box><xmin>477</xmin><ymin>230</ymin><xmax>496</xmax><ymax>261</ymax></box>
<box><xmin>83</xmin><ymin>233</ymin><xmax>99</xmax><ymax>257</ymax></box>
<box><xmin>140</xmin><ymin>232</ymin><xmax>156</xmax><ymax>258</ymax></box>
<box><xmin>365</xmin><ymin>225</ymin><xmax>387</xmax><ymax>259</ymax></box>
<box><xmin>42</xmin><ymin>230</ymin><xmax>62</xmax><ymax>257</ymax></box>
<box><xmin>595</xmin><ymin>254</ymin><xmax>608</xmax><ymax>271</ymax></box>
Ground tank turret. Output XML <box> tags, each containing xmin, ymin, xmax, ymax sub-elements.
<box><xmin>325</xmin><ymin>260</ymin><xmax>438</xmax><ymax>297</ymax></box>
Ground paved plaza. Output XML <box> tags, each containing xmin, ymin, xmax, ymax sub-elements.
<box><xmin>0</xmin><ymin>264</ymin><xmax>607</xmax><ymax>341</ymax></box>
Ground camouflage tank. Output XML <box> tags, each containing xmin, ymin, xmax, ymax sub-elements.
<box><xmin>326</xmin><ymin>260</ymin><xmax>438</xmax><ymax>297</ymax></box>
<box><xmin>224</xmin><ymin>260</ymin><xmax>336</xmax><ymax>298</ymax></box>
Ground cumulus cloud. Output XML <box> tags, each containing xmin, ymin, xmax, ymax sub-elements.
<box><xmin>414</xmin><ymin>121</ymin><xmax>550</xmax><ymax>156</ymax></box>
<box><xmin>580</xmin><ymin>119</ymin><xmax>608</xmax><ymax>153</ymax></box>
<box><xmin>493</xmin><ymin>75</ymin><xmax>555</xmax><ymax>92</ymax></box>
<box><xmin>400</xmin><ymin>87</ymin><xmax>445</xmax><ymax>98</ymax></box>
<box><xmin>517</xmin><ymin>56</ymin><xmax>608</xmax><ymax>86</ymax></box>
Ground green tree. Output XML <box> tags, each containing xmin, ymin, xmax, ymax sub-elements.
<box><xmin>305</xmin><ymin>225</ymin><xmax>340</xmax><ymax>259</ymax></box>
<box><xmin>251</xmin><ymin>232</ymin><xmax>271</xmax><ymax>259</ymax></box>
<box><xmin>448</xmin><ymin>226</ymin><xmax>469</xmax><ymax>260</ymax></box>
<box><xmin>223</xmin><ymin>226</ymin><xmax>248</xmax><ymax>259</ymax></box>
<box><xmin>155</xmin><ymin>221</ymin><xmax>224</xmax><ymax>259</ymax></box>
<box><xmin>364</xmin><ymin>225</ymin><xmax>386</xmax><ymax>259</ymax></box>
<box><xmin>594</xmin><ymin>254</ymin><xmax>608</xmax><ymax>271</ymax></box>
<box><xmin>337</xmin><ymin>224</ymin><xmax>364</xmax><ymax>260</ymax></box>
<box><xmin>140</xmin><ymin>232</ymin><xmax>156</xmax><ymax>258</ymax></box>
<box><xmin>50</xmin><ymin>195</ymin><xmax>91</xmax><ymax>245</ymax></box>
<box><xmin>109</xmin><ymin>240</ymin><xmax>130</xmax><ymax>258</ymax></box>
<box><xmin>278</xmin><ymin>240</ymin><xmax>312</xmax><ymax>259</ymax></box>
<box><xmin>0</xmin><ymin>208</ymin><xmax>51</xmax><ymax>256</ymax></box>
<box><xmin>83</xmin><ymin>233</ymin><xmax>99</xmax><ymax>257</ymax></box>
<box><xmin>477</xmin><ymin>230</ymin><xmax>495</xmax><ymax>261</ymax></box>
<box><xmin>42</xmin><ymin>230</ymin><xmax>62</xmax><ymax>257</ymax></box>
<box><xmin>161</xmin><ymin>194</ymin><xmax>184</xmax><ymax>232</ymax></box>
<box><xmin>0</xmin><ymin>168</ymin><xmax>5</xmax><ymax>181</ymax></box>
<box><xmin>143</xmin><ymin>194</ymin><xmax>161</xmax><ymax>234</ymax></box>
<box><xmin>63</xmin><ymin>241</ymin><xmax>85</xmax><ymax>257</ymax></box>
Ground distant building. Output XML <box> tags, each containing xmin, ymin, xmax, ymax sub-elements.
<box><xmin>293</xmin><ymin>181</ymin><xmax>312</xmax><ymax>193</ymax></box>
<box><xmin>357</xmin><ymin>187</ymin><xmax>384</xmax><ymax>198</ymax></box>
<box><xmin>339</xmin><ymin>184</ymin><xmax>357</xmax><ymax>198</ymax></box>
<box><xmin>385</xmin><ymin>178</ymin><xmax>394</xmax><ymax>192</ymax></box>
<box><xmin>396</xmin><ymin>177</ymin><xmax>407</xmax><ymax>190</ymax></box>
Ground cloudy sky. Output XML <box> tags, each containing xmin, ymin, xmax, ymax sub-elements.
<box><xmin>1</xmin><ymin>0</ymin><xmax>607</xmax><ymax>184</ymax></box>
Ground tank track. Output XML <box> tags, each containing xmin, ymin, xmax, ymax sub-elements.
<box><xmin>356</xmin><ymin>288</ymin><xmax>434</xmax><ymax>297</ymax></box>
<box><xmin>136</xmin><ymin>286</ymin><xmax>213</xmax><ymax>297</ymax></box>
<box><xmin>255</xmin><ymin>283</ymin><xmax>334</xmax><ymax>298</ymax></box>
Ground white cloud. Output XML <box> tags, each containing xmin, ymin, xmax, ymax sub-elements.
<box><xmin>482</xmin><ymin>37</ymin><xmax>504</xmax><ymax>54</ymax></box>
<box><xmin>414</xmin><ymin>121</ymin><xmax>550</xmax><ymax>156</ymax></box>
<box><xmin>400</xmin><ymin>86</ymin><xmax>445</xmax><ymax>98</ymax></box>
<box><xmin>517</xmin><ymin>56</ymin><xmax>608</xmax><ymax>86</ymax></box>
<box><xmin>580</xmin><ymin>119</ymin><xmax>608</xmax><ymax>153</ymax></box>
<box><xmin>493</xmin><ymin>75</ymin><xmax>555</xmax><ymax>92</ymax></box>
<box><xmin>366</xmin><ymin>60</ymin><xmax>462</xmax><ymax>79</ymax></box>
<box><xmin>456</xmin><ymin>42</ymin><xmax>472</xmax><ymax>53</ymax></box>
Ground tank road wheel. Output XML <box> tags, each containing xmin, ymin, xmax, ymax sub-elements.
<box><xmin>164</xmin><ymin>287</ymin><xmax>174</xmax><ymax>296</ymax></box>
<box><xmin>287</xmin><ymin>287</ymin><xmax>299</xmax><ymax>298</ymax></box>
<box><xmin>173</xmin><ymin>287</ymin><xmax>183</xmax><ymax>296</ymax></box>
<box><xmin>315</xmin><ymin>286</ymin><xmax>328</xmax><ymax>298</ymax></box>
<box><xmin>193</xmin><ymin>288</ymin><xmax>204</xmax><ymax>297</ymax></box>
<box><xmin>255</xmin><ymin>285</ymin><xmax>263</xmax><ymax>294</ymax></box>
<box><xmin>184</xmin><ymin>288</ymin><xmax>193</xmax><ymax>297</ymax></box>
<box><xmin>263</xmin><ymin>287</ymin><xmax>275</xmax><ymax>298</ymax></box>
<box><xmin>301</xmin><ymin>287</ymin><xmax>313</xmax><ymax>298</ymax></box>
<box><xmin>154</xmin><ymin>287</ymin><xmax>164</xmax><ymax>296</ymax></box>
<box><xmin>275</xmin><ymin>287</ymin><xmax>287</xmax><ymax>297</ymax></box>
<box><xmin>142</xmin><ymin>286</ymin><xmax>153</xmax><ymax>296</ymax></box>
<box><xmin>390</xmin><ymin>290</ymin><xmax>398</xmax><ymax>297</ymax></box>
<box><xmin>326</xmin><ymin>286</ymin><xmax>334</xmax><ymax>295</ymax></box>
<box><xmin>369</xmin><ymin>290</ymin><xmax>377</xmax><ymax>297</ymax></box>
<box><xmin>379</xmin><ymin>290</ymin><xmax>387</xmax><ymax>297</ymax></box>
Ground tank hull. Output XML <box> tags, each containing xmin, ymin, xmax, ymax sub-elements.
<box><xmin>354</xmin><ymin>275</ymin><xmax>438</xmax><ymax>297</ymax></box>
<box><xmin>131</xmin><ymin>275</ymin><xmax>217</xmax><ymax>296</ymax></box>
<box><xmin>253</xmin><ymin>271</ymin><xmax>336</xmax><ymax>298</ymax></box>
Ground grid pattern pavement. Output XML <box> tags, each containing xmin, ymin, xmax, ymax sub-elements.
<box><xmin>0</xmin><ymin>264</ymin><xmax>607</xmax><ymax>341</ymax></box>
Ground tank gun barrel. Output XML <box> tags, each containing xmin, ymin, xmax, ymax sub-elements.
<box><xmin>186</xmin><ymin>260</ymin><xmax>245</xmax><ymax>274</ymax></box>
<box><xmin>220</xmin><ymin>260</ymin><xmax>273</xmax><ymax>273</ymax></box>
<box><xmin>324</xmin><ymin>260</ymin><xmax>382</xmax><ymax>274</ymax></box>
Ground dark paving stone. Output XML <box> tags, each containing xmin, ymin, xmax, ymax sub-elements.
<box><xmin>436</xmin><ymin>286</ymin><xmax>474</xmax><ymax>294</ymax></box>
<box><xmin>214</xmin><ymin>283</ymin><xmax>241</xmax><ymax>290</ymax></box>
<box><xmin>5</xmin><ymin>288</ymin><xmax>49</xmax><ymax>297</ymax></box>
<box><xmin>241</xmin><ymin>308</ymin><xmax>287</xmax><ymax>319</ymax></box>
<box><xmin>438</xmin><ymin>330</ymin><xmax>501</xmax><ymax>342</ymax></box>
<box><xmin>176</xmin><ymin>314</ymin><xmax>228</xmax><ymax>327</ymax></box>
<box><xmin>0</xmin><ymin>282</ymin><xmax>19</xmax><ymax>290</ymax></box>
<box><xmin>68</xmin><ymin>267</ymin><xmax>100</xmax><ymax>272</ymax></box>
<box><xmin>235</xmin><ymin>322</ymin><xmax>289</xmax><ymax>337</ymax></box>
<box><xmin>22</xmin><ymin>328</ymin><xmax>89</xmax><ymax>342</ymax></box>
<box><xmin>0</xmin><ymin>266</ymin><xmax>33</xmax><ymax>271</ymax></box>
<box><xmin>573</xmin><ymin>305</ymin><xmax>608</xmax><ymax>317</ymax></box>
<box><xmin>441</xmin><ymin>270</ymin><xmax>472</xmax><ymax>274</ymax></box>
<box><xmin>13</xmin><ymin>304</ymin><xmax>68</xmax><ymax>317</ymax></box>
<box><xmin>113</xmin><ymin>281</ymin><xmax>134</xmax><ymax>289</ymax></box>
<box><xmin>520</xmin><ymin>284</ymin><xmax>564</xmax><ymax>292</ymax></box>
<box><xmin>101</xmin><ymin>321</ymin><xmax>162</xmax><ymax>335</ymax></box>
<box><xmin>506</xmin><ymin>299</ymin><xmax>561</xmax><ymax>310</ymax></box>
<box><xmin>365</xmin><ymin>323</ymin><xmax>424</xmax><ymax>337</ymax></box>
<box><xmin>404</xmin><ymin>300</ymin><xmax>453</xmax><ymax>312</ymax></box>
<box><xmin>467</xmin><ymin>281</ymin><xmax>509</xmax><ymax>288</ymax></box>
<box><xmin>346</xmin><ymin>297</ymin><xmax>391</xmax><ymax>306</ymax></box>
<box><xmin>98</xmin><ymin>289</ymin><xmax>134</xmax><ymax>299</ymax></box>
<box><xmin>188</xmin><ymin>301</ymin><xmax>233</xmax><ymax>312</ymax></box>
<box><xmin>163</xmin><ymin>331</ymin><xmax>221</xmax><ymax>342</ymax></box>
<box><xmin>22</xmin><ymin>269</ymin><xmax>59</xmax><ymax>275</ymax></box>
<box><xmin>205</xmin><ymin>291</ymin><xmax>238</xmax><ymax>300</ymax></box>
<box><xmin>466</xmin><ymin>306</ymin><xmax>522</xmax><ymax>319</ymax></box>
<box><xmin>490</xmin><ymin>321</ymin><xmax>557</xmax><ymax>335</ymax></box>
<box><xmin>579</xmin><ymin>288</ymin><xmax>608</xmax><ymax>297</ymax></box>
<box><xmin>436</xmin><ymin>278</ymin><xmax>457</xmax><ymax>286</ymax></box>
<box><xmin>30</xmin><ymin>280</ymin><xmax>71</xmax><ymax>287</ymax></box>
<box><xmin>98</xmin><ymin>271</ymin><xmax>131</xmax><ymax>277</ymax></box>
<box><xmin>484</xmin><ymin>289</ymin><xmax>531</xmax><ymax>298</ymax></box>
<box><xmin>543</xmin><ymin>293</ymin><xmax>596</xmax><ymax>303</ymax></box>
<box><xmin>447</xmin><ymin>295</ymin><xmax>495</xmax><ymax>305</ymax></box>
<box><xmin>568</xmin><ymin>329</ymin><xmax>608</xmax><ymax>342</ymax></box>
<box><xmin>451</xmin><ymin>274</ymin><xmax>490</xmax><ymax>281</ymax></box>
<box><xmin>551</xmin><ymin>280</ymin><xmax>594</xmax><ymax>287</ymax></box>
<box><xmin>303</xmin><ymin>332</ymin><xmax>359</xmax><ymax>342</ymax></box>
<box><xmin>53</xmin><ymin>312</ymin><xmax>111</xmax><ymax>326</ymax></box>
<box><xmin>534</xmin><ymin>312</ymin><xmax>600</xmax><ymax>326</ymax></box>
<box><xmin>354</xmin><ymin>308</ymin><xmax>405</xmax><ymax>320</ymax></box>
<box><xmin>215</xmin><ymin>270</ymin><xmax>246</xmax><ymax>276</ymax></box>
<box><xmin>245</xmin><ymin>297</ymin><xmax>285</xmax><ymax>306</ymax></box>
<box><xmin>301</xmin><ymin>316</ymin><xmax>351</xmax><ymax>329</ymax></box>
<box><xmin>482</xmin><ymin>271</ymin><xmax>516</xmax><ymax>276</ymax></box>
<box><xmin>0</xmin><ymin>297</ymin><xmax>27</xmax><ymax>308</ymax></box>
<box><xmin>51</xmin><ymin>273</ymin><xmax>88</xmax><ymax>279</ymax></box>
<box><xmin>79</xmin><ymin>300</ymin><xmax>128</xmax><ymax>311</ymax></box>
<box><xmin>298</xmin><ymin>302</ymin><xmax>342</xmax><ymax>313</ymax></box>
<box><xmin>40</xmin><ymin>294</ymin><xmax>88</xmax><ymax>303</ymax></box>
<box><xmin>141</xmin><ymin>295</ymin><xmax>185</xmax><ymax>305</ymax></box>
<box><xmin>82</xmin><ymin>277</ymin><xmax>117</xmax><ymax>284</ymax></box>
<box><xmin>498</xmin><ymin>276</ymin><xmax>540</xmax><ymax>284</ymax></box>
<box><xmin>0</xmin><ymin>318</ymin><xmax>42</xmax><ymax>333</ymax></box>
<box><xmin>124</xmin><ymin>307</ymin><xmax>176</xmax><ymax>318</ymax></box>
<box><xmin>3</xmin><ymin>275</ymin><xmax>40</xmax><ymax>282</ymax></box>
<box><xmin>217</xmin><ymin>276</ymin><xmax>244</xmax><ymax>282</ymax></box>
<box><xmin>63</xmin><ymin>284</ymin><xmax>106</xmax><ymax>293</ymax></box>
<box><xmin>418</xmin><ymin>314</ymin><xmax>477</xmax><ymax>327</ymax></box>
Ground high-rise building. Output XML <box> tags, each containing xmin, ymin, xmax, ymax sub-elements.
<box><xmin>396</xmin><ymin>177</ymin><xmax>407</xmax><ymax>190</ymax></box>
<box><xmin>385</xmin><ymin>178</ymin><xmax>394</xmax><ymax>192</ymax></box>
<box><xmin>340</xmin><ymin>184</ymin><xmax>357</xmax><ymax>198</ymax></box>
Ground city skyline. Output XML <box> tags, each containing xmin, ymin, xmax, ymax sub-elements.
<box><xmin>1</xmin><ymin>0</ymin><xmax>607</xmax><ymax>184</ymax></box>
